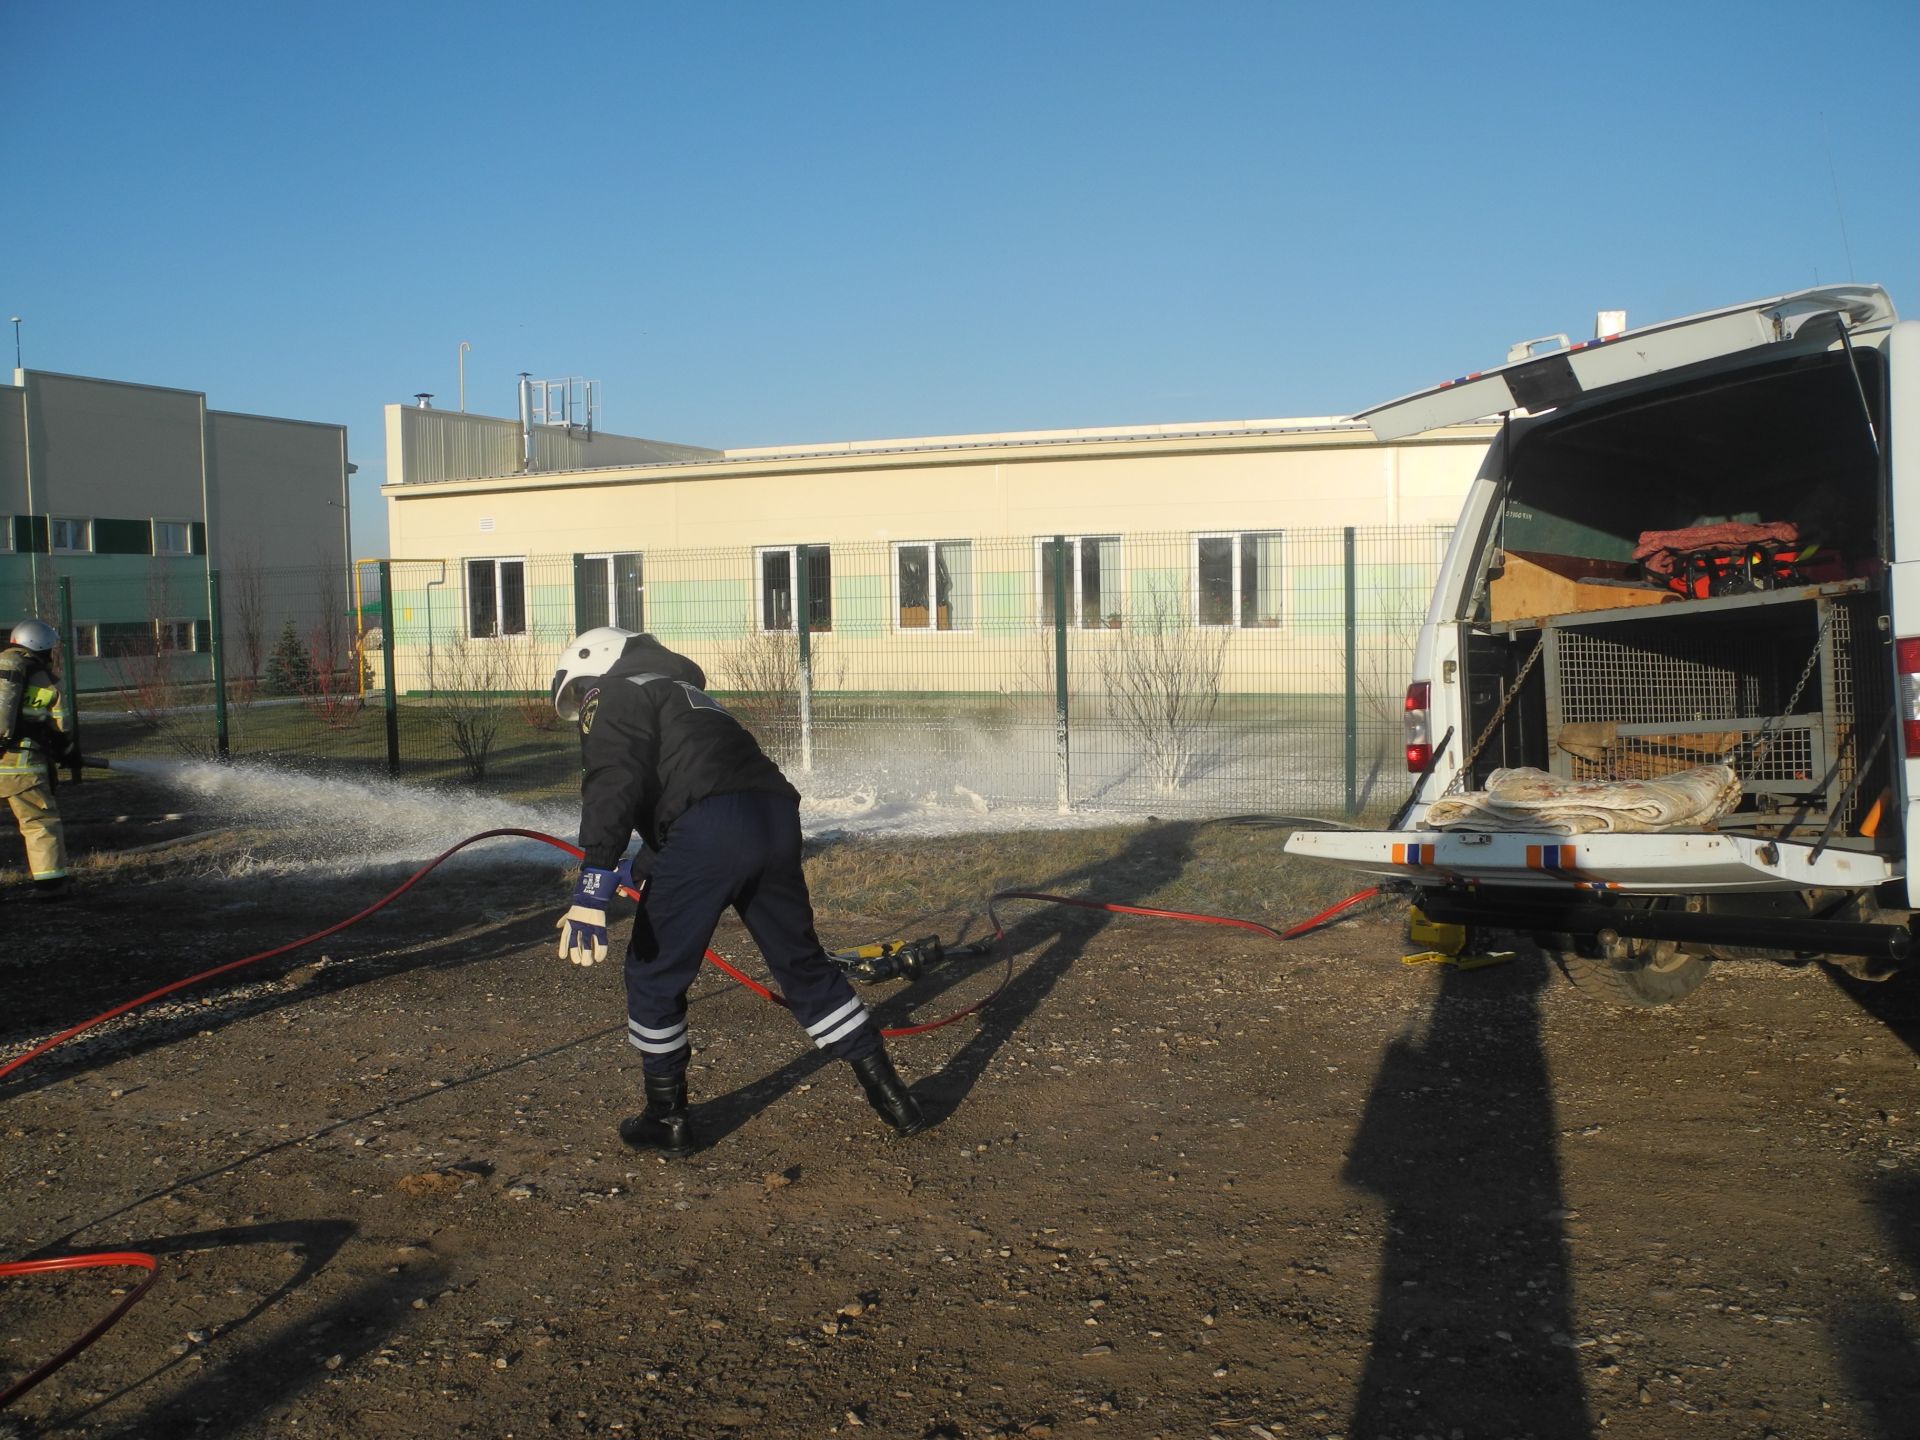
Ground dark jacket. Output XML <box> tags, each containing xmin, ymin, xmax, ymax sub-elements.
<box><xmin>575</xmin><ymin>635</ymin><xmax>797</xmax><ymax>868</ymax></box>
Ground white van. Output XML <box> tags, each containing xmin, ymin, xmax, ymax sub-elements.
<box><xmin>1287</xmin><ymin>284</ymin><xmax>1917</xmax><ymax>1005</ymax></box>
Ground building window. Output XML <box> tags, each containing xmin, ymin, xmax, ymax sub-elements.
<box><xmin>466</xmin><ymin>557</ymin><xmax>527</xmax><ymax>638</ymax></box>
<box><xmin>580</xmin><ymin>552</ymin><xmax>645</xmax><ymax>632</ymax></box>
<box><xmin>757</xmin><ymin>545</ymin><xmax>832</xmax><ymax>633</ymax></box>
<box><xmin>71</xmin><ymin>623</ymin><xmax>100</xmax><ymax>659</ymax></box>
<box><xmin>155</xmin><ymin>619</ymin><xmax>197</xmax><ymax>653</ymax></box>
<box><xmin>1035</xmin><ymin>535</ymin><xmax>1122</xmax><ymax>628</ymax></box>
<box><xmin>1195</xmin><ymin>531</ymin><xmax>1284</xmax><ymax>628</ymax></box>
<box><xmin>51</xmin><ymin>517</ymin><xmax>92</xmax><ymax>554</ymax></box>
<box><xmin>153</xmin><ymin>520</ymin><xmax>192</xmax><ymax>556</ymax></box>
<box><xmin>894</xmin><ymin>541</ymin><xmax>973</xmax><ymax>631</ymax></box>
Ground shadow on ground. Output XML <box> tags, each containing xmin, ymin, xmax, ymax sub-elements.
<box><xmin>1824</xmin><ymin>968</ymin><xmax>1920</xmax><ymax>1438</ymax></box>
<box><xmin>1343</xmin><ymin>954</ymin><xmax>1592</xmax><ymax>1439</ymax></box>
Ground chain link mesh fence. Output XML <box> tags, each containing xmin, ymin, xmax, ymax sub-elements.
<box><xmin>3</xmin><ymin>525</ymin><xmax>1449</xmax><ymax>819</ymax></box>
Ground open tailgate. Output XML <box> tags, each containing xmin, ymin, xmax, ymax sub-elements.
<box><xmin>1284</xmin><ymin>828</ymin><xmax>1899</xmax><ymax>895</ymax></box>
<box><xmin>1357</xmin><ymin>284</ymin><xmax>1895</xmax><ymax>441</ymax></box>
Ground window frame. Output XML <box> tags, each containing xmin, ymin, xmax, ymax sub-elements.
<box><xmin>154</xmin><ymin>618</ymin><xmax>197</xmax><ymax>653</ymax></box>
<box><xmin>50</xmin><ymin>517</ymin><xmax>93</xmax><ymax>555</ymax></box>
<box><xmin>579</xmin><ymin>551</ymin><xmax>646</xmax><ymax>632</ymax></box>
<box><xmin>1032</xmin><ymin>534</ymin><xmax>1124</xmax><ymax>630</ymax></box>
<box><xmin>1192</xmin><ymin>529</ymin><xmax>1286</xmax><ymax>629</ymax></box>
<box><xmin>153</xmin><ymin>519</ymin><xmax>193</xmax><ymax>556</ymax></box>
<box><xmin>755</xmin><ymin>543</ymin><xmax>833</xmax><ymax>634</ymax></box>
<box><xmin>891</xmin><ymin>539</ymin><xmax>974</xmax><ymax>634</ymax></box>
<box><xmin>71</xmin><ymin>623</ymin><xmax>100</xmax><ymax>659</ymax></box>
<box><xmin>465</xmin><ymin>555</ymin><xmax>528</xmax><ymax>639</ymax></box>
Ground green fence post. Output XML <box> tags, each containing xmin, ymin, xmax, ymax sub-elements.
<box><xmin>1053</xmin><ymin>535</ymin><xmax>1070</xmax><ymax>812</ymax></box>
<box><xmin>795</xmin><ymin>546</ymin><xmax>813</xmax><ymax>773</ymax></box>
<box><xmin>208</xmin><ymin>569</ymin><xmax>230</xmax><ymax>759</ymax></box>
<box><xmin>379</xmin><ymin>560</ymin><xmax>400</xmax><ymax>774</ymax></box>
<box><xmin>1343</xmin><ymin>527</ymin><xmax>1358</xmax><ymax>817</ymax></box>
<box><xmin>57</xmin><ymin>576</ymin><xmax>80</xmax><ymax>784</ymax></box>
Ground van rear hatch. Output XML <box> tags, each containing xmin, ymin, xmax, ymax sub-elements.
<box><xmin>1357</xmin><ymin>285</ymin><xmax>1896</xmax><ymax>441</ymax></box>
<box><xmin>1286</xmin><ymin>826</ymin><xmax>1899</xmax><ymax>894</ymax></box>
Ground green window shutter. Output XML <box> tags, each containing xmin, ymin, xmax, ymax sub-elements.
<box><xmin>190</xmin><ymin>521</ymin><xmax>207</xmax><ymax>556</ymax></box>
<box><xmin>572</xmin><ymin>554</ymin><xmax>591</xmax><ymax>634</ymax></box>
<box><xmin>195</xmin><ymin>619</ymin><xmax>212</xmax><ymax>653</ymax></box>
<box><xmin>12</xmin><ymin>515</ymin><xmax>48</xmax><ymax>553</ymax></box>
<box><xmin>93</xmin><ymin>518</ymin><xmax>153</xmax><ymax>555</ymax></box>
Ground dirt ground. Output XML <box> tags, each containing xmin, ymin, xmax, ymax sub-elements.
<box><xmin>2</xmin><ymin>775</ymin><xmax>1918</xmax><ymax>1440</ymax></box>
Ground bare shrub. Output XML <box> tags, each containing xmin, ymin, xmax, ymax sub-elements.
<box><xmin>502</xmin><ymin>638</ymin><xmax>563</xmax><ymax>733</ymax></box>
<box><xmin>1099</xmin><ymin>593</ymin><xmax>1229</xmax><ymax>793</ymax></box>
<box><xmin>295</xmin><ymin>565</ymin><xmax>364</xmax><ymax>729</ymax></box>
<box><xmin>718</xmin><ymin>629</ymin><xmax>802</xmax><ymax>763</ymax></box>
<box><xmin>101</xmin><ymin>635</ymin><xmax>217</xmax><ymax>761</ymax></box>
<box><xmin>426</xmin><ymin>637</ymin><xmax>514</xmax><ymax>781</ymax></box>
<box><xmin>225</xmin><ymin>543</ymin><xmax>269</xmax><ymax>710</ymax></box>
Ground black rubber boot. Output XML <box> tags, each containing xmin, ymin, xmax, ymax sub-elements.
<box><xmin>619</xmin><ymin>1072</ymin><xmax>695</xmax><ymax>1156</ymax></box>
<box><xmin>849</xmin><ymin>1048</ymin><xmax>927</xmax><ymax>1137</ymax></box>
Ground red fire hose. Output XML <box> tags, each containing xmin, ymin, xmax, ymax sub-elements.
<box><xmin>0</xmin><ymin>825</ymin><xmax>1377</xmax><ymax>1410</ymax></box>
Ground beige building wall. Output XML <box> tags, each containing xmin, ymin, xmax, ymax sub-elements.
<box><xmin>379</xmin><ymin>412</ymin><xmax>1491</xmax><ymax>698</ymax></box>
<box><xmin>384</xmin><ymin>418</ymin><xmax>1491</xmax><ymax>560</ymax></box>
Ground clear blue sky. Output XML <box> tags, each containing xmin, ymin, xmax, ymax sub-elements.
<box><xmin>8</xmin><ymin>1</ymin><xmax>1916</xmax><ymax>558</ymax></box>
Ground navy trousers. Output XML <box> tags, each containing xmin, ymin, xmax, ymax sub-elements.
<box><xmin>623</xmin><ymin>790</ymin><xmax>877</xmax><ymax>1076</ymax></box>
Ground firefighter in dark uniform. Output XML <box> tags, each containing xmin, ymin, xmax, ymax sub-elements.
<box><xmin>0</xmin><ymin>619</ymin><xmax>75</xmax><ymax>899</ymax></box>
<box><xmin>551</xmin><ymin>627</ymin><xmax>927</xmax><ymax>1154</ymax></box>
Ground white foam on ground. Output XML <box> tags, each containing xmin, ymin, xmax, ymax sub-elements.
<box><xmin>114</xmin><ymin>758</ymin><xmax>1137</xmax><ymax>878</ymax></box>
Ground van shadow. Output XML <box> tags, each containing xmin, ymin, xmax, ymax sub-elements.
<box><xmin>689</xmin><ymin>822</ymin><xmax>1205</xmax><ymax>1142</ymax></box>
<box><xmin>1342</xmin><ymin>955</ymin><xmax>1592</xmax><ymax>1439</ymax></box>
<box><xmin>1821</xmin><ymin>969</ymin><xmax>1920</xmax><ymax>1436</ymax></box>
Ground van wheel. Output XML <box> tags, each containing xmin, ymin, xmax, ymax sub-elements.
<box><xmin>1555</xmin><ymin>939</ymin><xmax>1711</xmax><ymax>1008</ymax></box>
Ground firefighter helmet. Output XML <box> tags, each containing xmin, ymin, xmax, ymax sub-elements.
<box><xmin>551</xmin><ymin>626</ymin><xmax>637</xmax><ymax>721</ymax></box>
<box><xmin>9</xmin><ymin>619</ymin><xmax>58</xmax><ymax>656</ymax></box>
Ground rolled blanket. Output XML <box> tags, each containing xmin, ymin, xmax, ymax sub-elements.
<box><xmin>1632</xmin><ymin>521</ymin><xmax>1798</xmax><ymax>579</ymax></box>
<box><xmin>1420</xmin><ymin>763</ymin><xmax>1741</xmax><ymax>835</ymax></box>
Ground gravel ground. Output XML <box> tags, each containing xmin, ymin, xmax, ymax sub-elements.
<box><xmin>2</xmin><ymin>782</ymin><xmax>1917</xmax><ymax>1440</ymax></box>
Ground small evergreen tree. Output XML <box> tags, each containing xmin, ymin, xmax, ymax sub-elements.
<box><xmin>264</xmin><ymin>620</ymin><xmax>316</xmax><ymax>696</ymax></box>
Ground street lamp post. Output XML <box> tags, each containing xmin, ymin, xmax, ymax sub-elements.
<box><xmin>9</xmin><ymin>316</ymin><xmax>20</xmax><ymax>373</ymax></box>
<box><xmin>459</xmin><ymin>341</ymin><xmax>471</xmax><ymax>411</ymax></box>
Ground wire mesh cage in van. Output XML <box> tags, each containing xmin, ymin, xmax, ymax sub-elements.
<box><xmin>1538</xmin><ymin>588</ymin><xmax>1886</xmax><ymax>827</ymax></box>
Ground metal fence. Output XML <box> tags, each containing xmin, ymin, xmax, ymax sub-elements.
<box><xmin>4</xmin><ymin>526</ymin><xmax>1450</xmax><ymax>819</ymax></box>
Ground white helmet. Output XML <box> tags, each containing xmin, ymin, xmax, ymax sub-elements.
<box><xmin>9</xmin><ymin>619</ymin><xmax>58</xmax><ymax>655</ymax></box>
<box><xmin>551</xmin><ymin>626</ymin><xmax>637</xmax><ymax>721</ymax></box>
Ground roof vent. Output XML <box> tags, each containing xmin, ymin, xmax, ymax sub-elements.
<box><xmin>414</xmin><ymin>393</ymin><xmax>435</xmax><ymax>409</ymax></box>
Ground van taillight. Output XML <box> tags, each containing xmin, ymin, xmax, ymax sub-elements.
<box><xmin>1898</xmin><ymin>639</ymin><xmax>1920</xmax><ymax>757</ymax></box>
<box><xmin>1404</xmin><ymin>680</ymin><xmax>1432</xmax><ymax>771</ymax></box>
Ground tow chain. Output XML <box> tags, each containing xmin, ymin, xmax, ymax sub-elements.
<box><xmin>1743</xmin><ymin>609</ymin><xmax>1832</xmax><ymax>767</ymax></box>
<box><xmin>1448</xmin><ymin>631</ymin><xmax>1547</xmax><ymax>794</ymax></box>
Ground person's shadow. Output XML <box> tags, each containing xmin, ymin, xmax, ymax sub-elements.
<box><xmin>1343</xmin><ymin>955</ymin><xmax>1592</xmax><ymax>1439</ymax></box>
<box><xmin>1821</xmin><ymin>967</ymin><xmax>1920</xmax><ymax>1436</ymax></box>
<box><xmin>687</xmin><ymin>822</ymin><xmax>1205</xmax><ymax>1142</ymax></box>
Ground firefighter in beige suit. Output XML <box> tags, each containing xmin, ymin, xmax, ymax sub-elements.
<box><xmin>0</xmin><ymin>619</ymin><xmax>75</xmax><ymax>898</ymax></box>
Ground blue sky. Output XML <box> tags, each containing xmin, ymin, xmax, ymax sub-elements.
<box><xmin>7</xmin><ymin>1</ymin><xmax>1916</xmax><ymax>557</ymax></box>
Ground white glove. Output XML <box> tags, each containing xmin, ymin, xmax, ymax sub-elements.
<box><xmin>556</xmin><ymin>867</ymin><xmax>618</xmax><ymax>965</ymax></box>
<box><xmin>556</xmin><ymin>905</ymin><xmax>610</xmax><ymax>965</ymax></box>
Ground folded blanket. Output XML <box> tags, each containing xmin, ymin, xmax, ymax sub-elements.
<box><xmin>1420</xmin><ymin>764</ymin><xmax>1741</xmax><ymax>835</ymax></box>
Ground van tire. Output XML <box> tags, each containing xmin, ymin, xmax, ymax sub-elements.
<box><xmin>1555</xmin><ymin>945</ymin><xmax>1711</xmax><ymax>1008</ymax></box>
